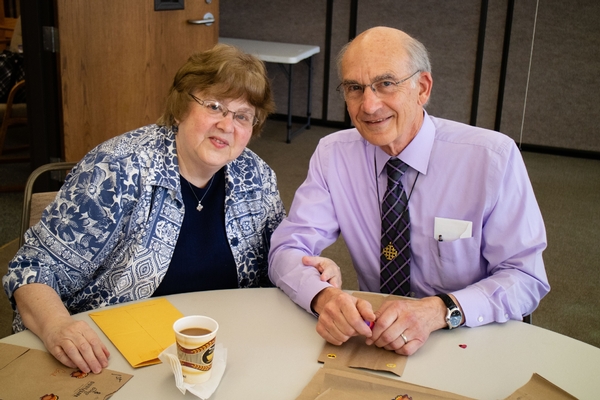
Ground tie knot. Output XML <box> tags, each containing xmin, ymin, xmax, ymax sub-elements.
<box><xmin>386</xmin><ymin>158</ymin><xmax>408</xmax><ymax>185</ymax></box>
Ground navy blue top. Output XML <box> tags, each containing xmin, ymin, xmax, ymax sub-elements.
<box><xmin>152</xmin><ymin>169</ymin><xmax>238</xmax><ymax>296</ymax></box>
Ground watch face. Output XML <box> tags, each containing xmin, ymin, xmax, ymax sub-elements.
<box><xmin>449</xmin><ymin>309</ymin><xmax>462</xmax><ymax>328</ymax></box>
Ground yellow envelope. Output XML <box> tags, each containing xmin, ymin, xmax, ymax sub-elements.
<box><xmin>89</xmin><ymin>298</ymin><xmax>184</xmax><ymax>368</ymax></box>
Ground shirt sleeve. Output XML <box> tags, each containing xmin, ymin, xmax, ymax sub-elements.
<box><xmin>452</xmin><ymin>144</ymin><xmax>550</xmax><ymax>327</ymax></box>
<box><xmin>258</xmin><ymin>162</ymin><xmax>286</xmax><ymax>288</ymax></box>
<box><xmin>2</xmin><ymin>151</ymin><xmax>134</xmax><ymax>310</ymax></box>
<box><xmin>268</xmin><ymin>143</ymin><xmax>339</xmax><ymax>313</ymax></box>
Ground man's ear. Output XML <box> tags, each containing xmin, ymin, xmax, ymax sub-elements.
<box><xmin>417</xmin><ymin>71</ymin><xmax>433</xmax><ymax>105</ymax></box>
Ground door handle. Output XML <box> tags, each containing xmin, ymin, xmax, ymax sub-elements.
<box><xmin>187</xmin><ymin>13</ymin><xmax>215</xmax><ymax>26</ymax></box>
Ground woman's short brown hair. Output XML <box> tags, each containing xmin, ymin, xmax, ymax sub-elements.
<box><xmin>158</xmin><ymin>43</ymin><xmax>275</xmax><ymax>137</ymax></box>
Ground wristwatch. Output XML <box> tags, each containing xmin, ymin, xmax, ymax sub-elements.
<box><xmin>435</xmin><ymin>293</ymin><xmax>462</xmax><ymax>330</ymax></box>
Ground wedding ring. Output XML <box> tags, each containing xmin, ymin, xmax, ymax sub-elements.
<box><xmin>400</xmin><ymin>332</ymin><xmax>409</xmax><ymax>345</ymax></box>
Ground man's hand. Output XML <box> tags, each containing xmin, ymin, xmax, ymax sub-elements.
<box><xmin>303</xmin><ymin>255</ymin><xmax>343</xmax><ymax>288</ymax></box>
<box><xmin>40</xmin><ymin>316</ymin><xmax>111</xmax><ymax>374</ymax></box>
<box><xmin>311</xmin><ymin>287</ymin><xmax>376</xmax><ymax>345</ymax></box>
<box><xmin>366</xmin><ymin>296</ymin><xmax>447</xmax><ymax>356</ymax></box>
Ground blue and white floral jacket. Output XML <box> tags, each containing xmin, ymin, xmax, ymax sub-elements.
<box><xmin>3</xmin><ymin>125</ymin><xmax>285</xmax><ymax>332</ymax></box>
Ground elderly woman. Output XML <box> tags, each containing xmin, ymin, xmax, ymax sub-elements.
<box><xmin>3</xmin><ymin>44</ymin><xmax>321</xmax><ymax>374</ymax></box>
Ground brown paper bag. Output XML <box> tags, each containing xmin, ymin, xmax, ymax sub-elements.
<box><xmin>297</xmin><ymin>364</ymin><xmax>475</xmax><ymax>400</ymax></box>
<box><xmin>0</xmin><ymin>342</ymin><xmax>29</xmax><ymax>369</ymax></box>
<box><xmin>318</xmin><ymin>336</ymin><xmax>407</xmax><ymax>376</ymax></box>
<box><xmin>504</xmin><ymin>373</ymin><xmax>577</xmax><ymax>399</ymax></box>
<box><xmin>0</xmin><ymin>343</ymin><xmax>133</xmax><ymax>400</ymax></box>
<box><xmin>317</xmin><ymin>291</ymin><xmax>412</xmax><ymax>376</ymax></box>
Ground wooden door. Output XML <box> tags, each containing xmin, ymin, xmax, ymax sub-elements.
<box><xmin>55</xmin><ymin>1</ymin><xmax>219</xmax><ymax>162</ymax></box>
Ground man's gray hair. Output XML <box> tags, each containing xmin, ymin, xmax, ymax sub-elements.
<box><xmin>336</xmin><ymin>33</ymin><xmax>432</xmax><ymax>84</ymax></box>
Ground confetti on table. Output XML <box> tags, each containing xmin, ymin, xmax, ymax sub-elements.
<box><xmin>459</xmin><ymin>344</ymin><xmax>467</xmax><ymax>349</ymax></box>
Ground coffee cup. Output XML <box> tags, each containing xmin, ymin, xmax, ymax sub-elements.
<box><xmin>173</xmin><ymin>315</ymin><xmax>219</xmax><ymax>384</ymax></box>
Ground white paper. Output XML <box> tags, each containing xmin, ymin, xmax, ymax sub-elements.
<box><xmin>434</xmin><ymin>217</ymin><xmax>472</xmax><ymax>242</ymax></box>
<box><xmin>158</xmin><ymin>343</ymin><xmax>227</xmax><ymax>399</ymax></box>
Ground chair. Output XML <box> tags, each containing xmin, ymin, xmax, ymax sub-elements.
<box><xmin>0</xmin><ymin>15</ymin><xmax>29</xmax><ymax>191</ymax></box>
<box><xmin>0</xmin><ymin>6</ymin><xmax>17</xmax><ymax>52</ymax></box>
<box><xmin>0</xmin><ymin>79</ymin><xmax>27</xmax><ymax>162</ymax></box>
<box><xmin>19</xmin><ymin>162</ymin><xmax>77</xmax><ymax>247</ymax></box>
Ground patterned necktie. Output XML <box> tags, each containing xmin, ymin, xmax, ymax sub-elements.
<box><xmin>380</xmin><ymin>158</ymin><xmax>411</xmax><ymax>296</ymax></box>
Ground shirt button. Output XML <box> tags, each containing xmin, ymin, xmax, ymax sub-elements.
<box><xmin>504</xmin><ymin>313</ymin><xmax>509</xmax><ymax>319</ymax></box>
<box><xmin>478</xmin><ymin>316</ymin><xmax>484</xmax><ymax>323</ymax></box>
<box><xmin>409</xmin><ymin>292</ymin><xmax>416</xmax><ymax>298</ymax></box>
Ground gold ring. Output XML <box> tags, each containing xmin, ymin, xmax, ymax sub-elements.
<box><xmin>400</xmin><ymin>332</ymin><xmax>409</xmax><ymax>344</ymax></box>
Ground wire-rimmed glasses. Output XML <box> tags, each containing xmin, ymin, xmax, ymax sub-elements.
<box><xmin>336</xmin><ymin>70</ymin><xmax>421</xmax><ymax>102</ymax></box>
<box><xmin>189</xmin><ymin>94</ymin><xmax>259</xmax><ymax>129</ymax></box>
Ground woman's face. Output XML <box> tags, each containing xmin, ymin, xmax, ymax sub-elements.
<box><xmin>176</xmin><ymin>93</ymin><xmax>255</xmax><ymax>180</ymax></box>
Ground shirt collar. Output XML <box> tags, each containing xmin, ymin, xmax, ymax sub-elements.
<box><xmin>373</xmin><ymin>110</ymin><xmax>434</xmax><ymax>177</ymax></box>
<box><xmin>145</xmin><ymin>125</ymin><xmax>180</xmax><ymax>192</ymax></box>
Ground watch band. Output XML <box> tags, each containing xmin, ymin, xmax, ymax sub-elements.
<box><xmin>435</xmin><ymin>293</ymin><xmax>462</xmax><ymax>329</ymax></box>
<box><xmin>435</xmin><ymin>293</ymin><xmax>455</xmax><ymax>309</ymax></box>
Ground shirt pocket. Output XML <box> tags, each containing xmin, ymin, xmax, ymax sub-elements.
<box><xmin>427</xmin><ymin>236</ymin><xmax>482</xmax><ymax>291</ymax></box>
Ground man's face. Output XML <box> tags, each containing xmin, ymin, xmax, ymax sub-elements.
<box><xmin>340</xmin><ymin>35</ymin><xmax>432</xmax><ymax>156</ymax></box>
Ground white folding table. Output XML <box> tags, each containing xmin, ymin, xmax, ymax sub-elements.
<box><xmin>219</xmin><ymin>37</ymin><xmax>320</xmax><ymax>143</ymax></box>
<box><xmin>3</xmin><ymin>288</ymin><xmax>600</xmax><ymax>399</ymax></box>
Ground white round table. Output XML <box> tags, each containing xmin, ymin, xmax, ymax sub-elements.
<box><xmin>2</xmin><ymin>288</ymin><xmax>598</xmax><ymax>399</ymax></box>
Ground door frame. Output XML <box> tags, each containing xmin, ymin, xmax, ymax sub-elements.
<box><xmin>20</xmin><ymin>0</ymin><xmax>62</xmax><ymax>189</ymax></box>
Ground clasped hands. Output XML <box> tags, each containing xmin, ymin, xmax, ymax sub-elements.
<box><xmin>304</xmin><ymin>256</ymin><xmax>447</xmax><ymax>356</ymax></box>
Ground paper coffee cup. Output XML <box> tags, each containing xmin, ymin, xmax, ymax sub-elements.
<box><xmin>173</xmin><ymin>315</ymin><xmax>219</xmax><ymax>384</ymax></box>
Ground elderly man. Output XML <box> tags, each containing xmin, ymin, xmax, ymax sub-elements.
<box><xmin>268</xmin><ymin>27</ymin><xmax>549</xmax><ymax>355</ymax></box>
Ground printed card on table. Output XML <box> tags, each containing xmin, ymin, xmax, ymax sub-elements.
<box><xmin>0</xmin><ymin>343</ymin><xmax>132</xmax><ymax>399</ymax></box>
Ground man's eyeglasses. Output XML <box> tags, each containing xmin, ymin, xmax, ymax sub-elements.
<box><xmin>336</xmin><ymin>70</ymin><xmax>421</xmax><ymax>102</ymax></box>
<box><xmin>189</xmin><ymin>94</ymin><xmax>259</xmax><ymax>129</ymax></box>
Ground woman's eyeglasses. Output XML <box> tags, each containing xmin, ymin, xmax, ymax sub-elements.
<box><xmin>189</xmin><ymin>94</ymin><xmax>259</xmax><ymax>129</ymax></box>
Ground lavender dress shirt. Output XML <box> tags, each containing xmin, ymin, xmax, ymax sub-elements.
<box><xmin>269</xmin><ymin>112</ymin><xmax>550</xmax><ymax>327</ymax></box>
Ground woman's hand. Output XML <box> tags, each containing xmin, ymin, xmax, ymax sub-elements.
<box><xmin>302</xmin><ymin>255</ymin><xmax>343</xmax><ymax>288</ymax></box>
<box><xmin>14</xmin><ymin>283</ymin><xmax>110</xmax><ymax>373</ymax></box>
<box><xmin>41</xmin><ymin>316</ymin><xmax>111</xmax><ymax>374</ymax></box>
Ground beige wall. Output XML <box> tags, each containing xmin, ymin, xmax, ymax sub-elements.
<box><xmin>501</xmin><ymin>0</ymin><xmax>600</xmax><ymax>152</ymax></box>
<box><xmin>221</xmin><ymin>0</ymin><xmax>600</xmax><ymax>153</ymax></box>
